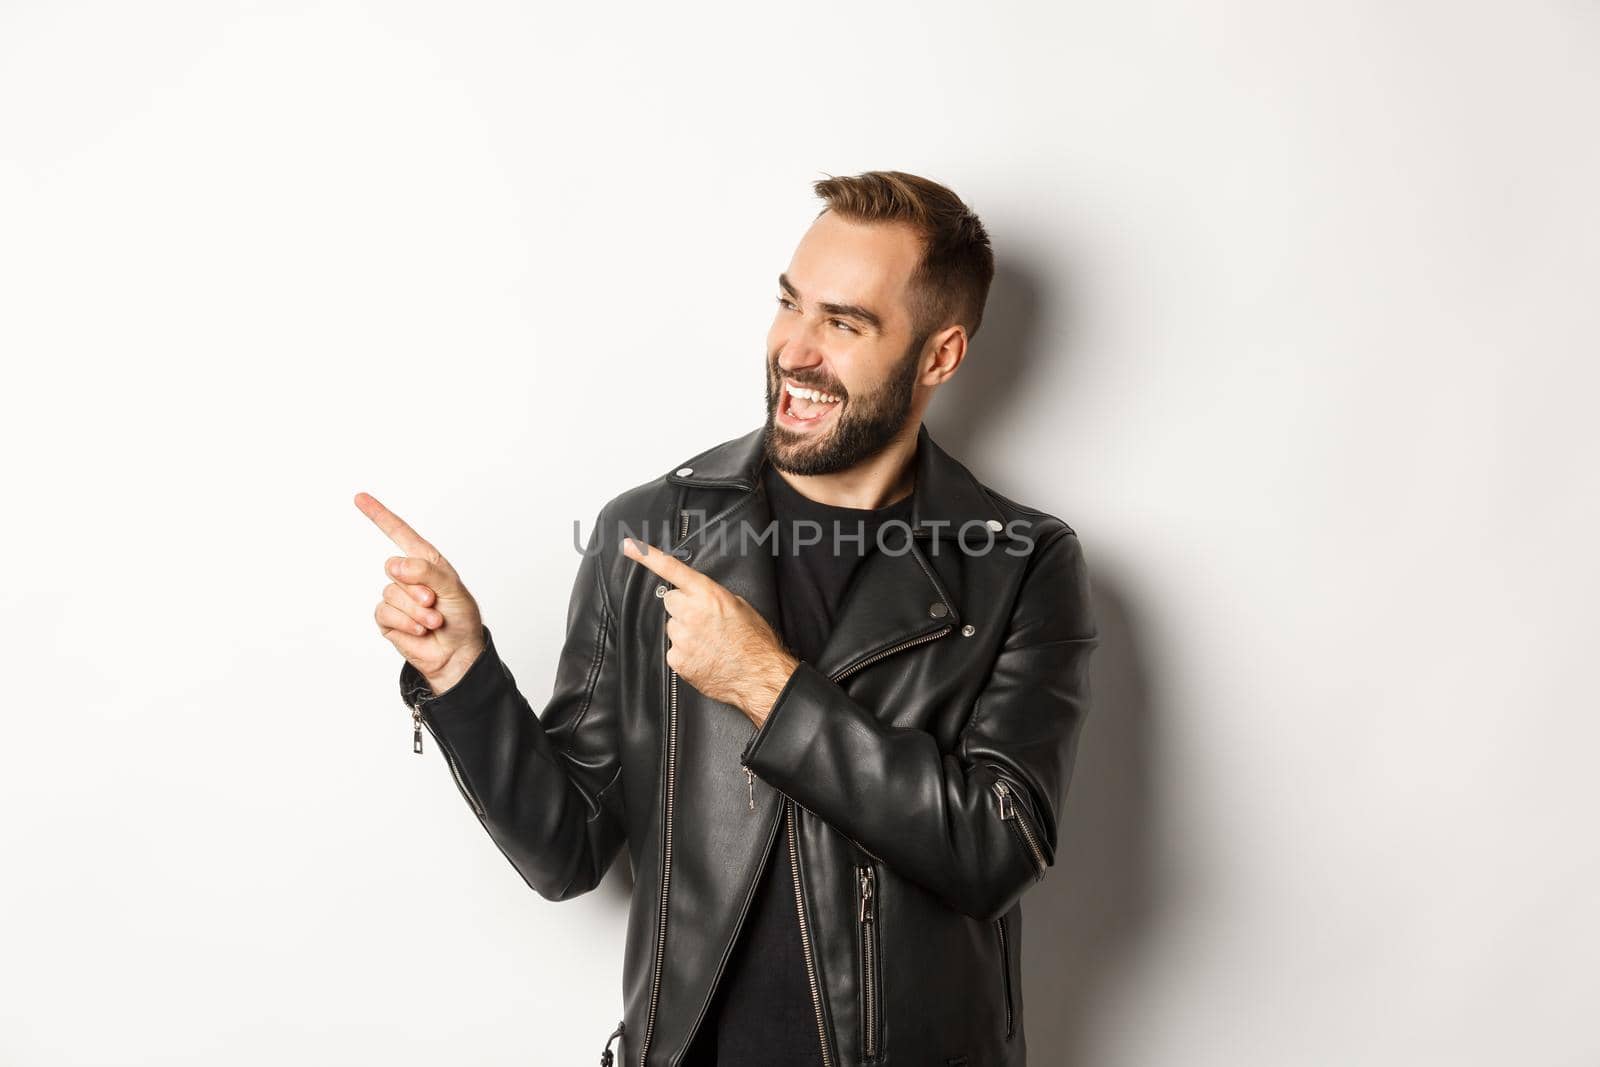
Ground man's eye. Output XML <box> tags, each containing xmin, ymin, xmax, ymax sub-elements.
<box><xmin>775</xmin><ymin>296</ymin><xmax>796</xmax><ymax>311</ymax></box>
<box><xmin>830</xmin><ymin>319</ymin><xmax>856</xmax><ymax>333</ymax></box>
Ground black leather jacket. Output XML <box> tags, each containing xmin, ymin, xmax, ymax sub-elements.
<box><xmin>398</xmin><ymin>422</ymin><xmax>1098</xmax><ymax>1067</ymax></box>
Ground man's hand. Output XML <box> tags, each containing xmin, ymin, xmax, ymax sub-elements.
<box><xmin>355</xmin><ymin>492</ymin><xmax>485</xmax><ymax>696</ymax></box>
<box><xmin>622</xmin><ymin>536</ymin><xmax>798</xmax><ymax>726</ymax></box>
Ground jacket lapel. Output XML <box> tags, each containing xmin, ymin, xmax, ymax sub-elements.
<box><xmin>668</xmin><ymin>421</ymin><xmax>1005</xmax><ymax>683</ymax></box>
<box><xmin>807</xmin><ymin>538</ymin><xmax>959</xmax><ymax>681</ymax></box>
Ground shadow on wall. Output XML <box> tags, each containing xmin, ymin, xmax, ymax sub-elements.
<box><xmin>926</xmin><ymin>258</ymin><xmax>1051</xmax><ymax>464</ymax></box>
<box><xmin>936</xmin><ymin>257</ymin><xmax>1160</xmax><ymax>1066</ymax></box>
<box><xmin>1020</xmin><ymin>574</ymin><xmax>1156</xmax><ymax>1065</ymax></box>
<box><xmin>593</xmin><ymin>258</ymin><xmax>1160</xmax><ymax>1065</ymax></box>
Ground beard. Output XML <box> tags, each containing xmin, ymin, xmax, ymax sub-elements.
<box><xmin>762</xmin><ymin>331</ymin><xmax>927</xmax><ymax>477</ymax></box>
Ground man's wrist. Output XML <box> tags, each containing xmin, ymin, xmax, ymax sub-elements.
<box><xmin>422</xmin><ymin>637</ymin><xmax>488</xmax><ymax>697</ymax></box>
<box><xmin>739</xmin><ymin>647</ymin><xmax>800</xmax><ymax>727</ymax></box>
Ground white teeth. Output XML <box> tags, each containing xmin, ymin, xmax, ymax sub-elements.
<box><xmin>784</xmin><ymin>380</ymin><xmax>840</xmax><ymax>404</ymax></box>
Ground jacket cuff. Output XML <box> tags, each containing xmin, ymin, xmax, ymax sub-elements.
<box><xmin>740</xmin><ymin>658</ymin><xmax>843</xmax><ymax>786</ymax></box>
<box><xmin>397</xmin><ymin>625</ymin><xmax>503</xmax><ymax>714</ymax></box>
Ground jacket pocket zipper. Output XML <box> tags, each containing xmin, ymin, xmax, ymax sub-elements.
<box><xmin>830</xmin><ymin>623</ymin><xmax>952</xmax><ymax>684</ymax></box>
<box><xmin>857</xmin><ymin>862</ymin><xmax>883</xmax><ymax>1060</ymax></box>
<box><xmin>995</xmin><ymin>913</ymin><xmax>1015</xmax><ymax>1038</ymax></box>
<box><xmin>991</xmin><ymin>778</ymin><xmax>1047</xmax><ymax>879</ymax></box>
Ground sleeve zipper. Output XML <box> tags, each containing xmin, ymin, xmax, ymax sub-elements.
<box><xmin>410</xmin><ymin>692</ymin><xmax>485</xmax><ymax>818</ymax></box>
<box><xmin>992</xmin><ymin>777</ymin><xmax>1048</xmax><ymax>879</ymax></box>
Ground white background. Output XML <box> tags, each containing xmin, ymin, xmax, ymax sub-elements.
<box><xmin>2</xmin><ymin>2</ymin><xmax>1595</xmax><ymax>1064</ymax></box>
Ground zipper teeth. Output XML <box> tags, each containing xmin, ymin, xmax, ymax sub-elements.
<box><xmin>789</xmin><ymin>799</ymin><xmax>835</xmax><ymax>1067</ymax></box>
<box><xmin>998</xmin><ymin>915</ymin><xmax>1011</xmax><ymax>1036</ymax></box>
<box><xmin>829</xmin><ymin>623</ymin><xmax>953</xmax><ymax>684</ymax></box>
<box><xmin>859</xmin><ymin>864</ymin><xmax>879</xmax><ymax>1059</ymax></box>
<box><xmin>423</xmin><ymin>718</ymin><xmax>484</xmax><ymax>817</ymax></box>
<box><xmin>637</xmin><ymin>667</ymin><xmax>675</xmax><ymax>1067</ymax></box>
<box><xmin>1012</xmin><ymin>802</ymin><xmax>1048</xmax><ymax>878</ymax></box>
<box><xmin>993</xmin><ymin>780</ymin><xmax>1048</xmax><ymax>878</ymax></box>
<box><xmin>413</xmin><ymin>701</ymin><xmax>486</xmax><ymax>818</ymax></box>
<box><xmin>639</xmin><ymin>510</ymin><xmax>690</xmax><ymax>1067</ymax></box>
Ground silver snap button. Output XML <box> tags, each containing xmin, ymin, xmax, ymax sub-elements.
<box><xmin>676</xmin><ymin>467</ymin><xmax>694</xmax><ymax>476</ymax></box>
<box><xmin>654</xmin><ymin>584</ymin><xmax>668</xmax><ymax>598</ymax></box>
<box><xmin>985</xmin><ymin>518</ymin><xmax>1003</xmax><ymax>532</ymax></box>
<box><xmin>961</xmin><ymin>624</ymin><xmax>975</xmax><ymax>637</ymax></box>
<box><xmin>929</xmin><ymin>601</ymin><xmax>949</xmax><ymax>618</ymax></box>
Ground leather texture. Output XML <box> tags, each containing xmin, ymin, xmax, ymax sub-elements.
<box><xmin>399</xmin><ymin>421</ymin><xmax>1099</xmax><ymax>1066</ymax></box>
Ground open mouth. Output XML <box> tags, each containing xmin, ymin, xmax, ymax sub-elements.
<box><xmin>778</xmin><ymin>378</ymin><xmax>842</xmax><ymax>429</ymax></box>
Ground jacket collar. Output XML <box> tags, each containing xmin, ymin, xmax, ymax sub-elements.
<box><xmin>666</xmin><ymin>421</ymin><xmax>1012</xmax><ymax>543</ymax></box>
<box><xmin>662</xmin><ymin>421</ymin><xmax>1007</xmax><ymax>682</ymax></box>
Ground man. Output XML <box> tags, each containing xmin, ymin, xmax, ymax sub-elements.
<box><xmin>357</xmin><ymin>170</ymin><xmax>1098</xmax><ymax>1066</ymax></box>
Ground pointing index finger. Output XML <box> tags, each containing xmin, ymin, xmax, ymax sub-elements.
<box><xmin>354</xmin><ymin>492</ymin><xmax>440</xmax><ymax>560</ymax></box>
<box><xmin>622</xmin><ymin>536</ymin><xmax>705</xmax><ymax>589</ymax></box>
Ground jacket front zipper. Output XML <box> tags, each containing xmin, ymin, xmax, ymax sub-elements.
<box><xmin>995</xmin><ymin>914</ymin><xmax>1015</xmax><ymax>1038</ymax></box>
<box><xmin>638</xmin><ymin>510</ymin><xmax>690</xmax><ymax>1067</ymax></box>
<box><xmin>789</xmin><ymin>798</ymin><xmax>835</xmax><ymax>1067</ymax></box>
<box><xmin>992</xmin><ymin>778</ymin><xmax>1047</xmax><ymax>879</ymax></box>
<box><xmin>857</xmin><ymin>863</ymin><xmax>882</xmax><ymax>1060</ymax></box>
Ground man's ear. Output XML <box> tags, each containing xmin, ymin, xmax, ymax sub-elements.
<box><xmin>922</xmin><ymin>324</ymin><xmax>968</xmax><ymax>385</ymax></box>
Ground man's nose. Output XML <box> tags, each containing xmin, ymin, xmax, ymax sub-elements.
<box><xmin>776</xmin><ymin>319</ymin><xmax>829</xmax><ymax>371</ymax></box>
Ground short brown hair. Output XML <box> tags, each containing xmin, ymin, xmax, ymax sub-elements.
<box><xmin>812</xmin><ymin>169</ymin><xmax>995</xmax><ymax>343</ymax></box>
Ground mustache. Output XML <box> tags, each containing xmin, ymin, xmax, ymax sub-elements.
<box><xmin>770</xmin><ymin>366</ymin><xmax>846</xmax><ymax>397</ymax></box>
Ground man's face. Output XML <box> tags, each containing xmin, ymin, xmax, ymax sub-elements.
<box><xmin>763</xmin><ymin>211</ymin><xmax>930</xmax><ymax>476</ymax></box>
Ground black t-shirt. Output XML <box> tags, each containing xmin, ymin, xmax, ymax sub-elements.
<box><xmin>679</xmin><ymin>462</ymin><xmax>915</xmax><ymax>1066</ymax></box>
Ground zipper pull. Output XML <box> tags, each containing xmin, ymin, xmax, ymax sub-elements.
<box><xmin>599</xmin><ymin>1019</ymin><xmax>624</xmax><ymax>1066</ymax></box>
<box><xmin>995</xmin><ymin>779</ymin><xmax>1015</xmax><ymax>819</ymax></box>
<box><xmin>412</xmin><ymin>702</ymin><xmax>424</xmax><ymax>754</ymax></box>
<box><xmin>745</xmin><ymin>766</ymin><xmax>755</xmax><ymax>810</ymax></box>
<box><xmin>858</xmin><ymin>866</ymin><xmax>875</xmax><ymax>922</ymax></box>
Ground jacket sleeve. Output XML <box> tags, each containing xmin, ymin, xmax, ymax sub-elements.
<box><xmin>398</xmin><ymin>510</ymin><xmax>627</xmax><ymax>902</ymax></box>
<box><xmin>739</xmin><ymin>527</ymin><xmax>1098</xmax><ymax>923</ymax></box>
